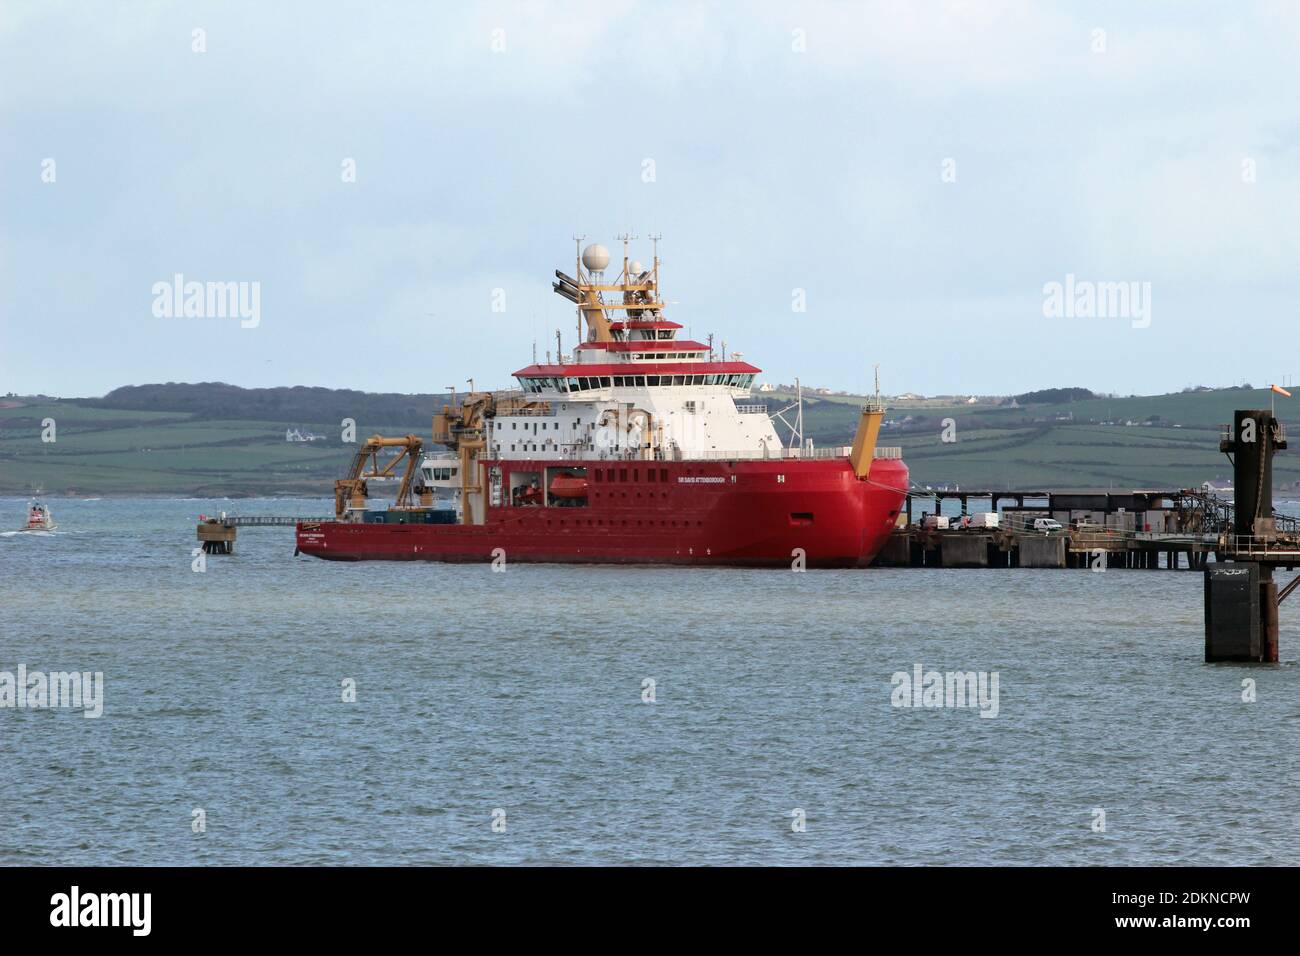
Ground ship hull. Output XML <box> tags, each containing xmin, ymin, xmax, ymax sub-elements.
<box><xmin>297</xmin><ymin>457</ymin><xmax>907</xmax><ymax>568</ymax></box>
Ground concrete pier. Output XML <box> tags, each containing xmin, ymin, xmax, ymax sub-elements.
<box><xmin>941</xmin><ymin>535</ymin><xmax>991</xmax><ymax>568</ymax></box>
<box><xmin>879</xmin><ymin>533</ymin><xmax>913</xmax><ymax>567</ymax></box>
<box><xmin>1019</xmin><ymin>535</ymin><xmax>1066</xmax><ymax>568</ymax></box>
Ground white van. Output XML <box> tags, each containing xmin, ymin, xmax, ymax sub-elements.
<box><xmin>1030</xmin><ymin>517</ymin><xmax>1063</xmax><ymax>533</ymax></box>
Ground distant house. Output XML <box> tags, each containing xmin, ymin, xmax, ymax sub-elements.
<box><xmin>757</xmin><ymin>382</ymin><xmax>776</xmax><ymax>392</ymax></box>
<box><xmin>286</xmin><ymin>428</ymin><xmax>325</xmax><ymax>442</ymax></box>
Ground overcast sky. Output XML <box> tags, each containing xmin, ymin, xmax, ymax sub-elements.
<box><xmin>3</xmin><ymin>1</ymin><xmax>1298</xmax><ymax>399</ymax></box>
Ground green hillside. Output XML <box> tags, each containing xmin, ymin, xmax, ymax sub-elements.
<box><xmin>0</xmin><ymin>400</ymin><xmax>415</xmax><ymax>496</ymax></box>
<box><xmin>745</xmin><ymin>386</ymin><xmax>1298</xmax><ymax>491</ymax></box>
<box><xmin>1</xmin><ymin>385</ymin><xmax>1296</xmax><ymax>496</ymax></box>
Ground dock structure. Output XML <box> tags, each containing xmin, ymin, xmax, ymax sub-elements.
<box><xmin>196</xmin><ymin>514</ymin><xmax>329</xmax><ymax>554</ymax></box>
<box><xmin>877</xmin><ymin>527</ymin><xmax>1218</xmax><ymax>570</ymax></box>
<box><xmin>880</xmin><ymin>412</ymin><xmax>1298</xmax><ymax>663</ymax></box>
<box><xmin>196</xmin><ymin>519</ymin><xmax>237</xmax><ymax>555</ymax></box>
<box><xmin>879</xmin><ymin>487</ymin><xmax>1236</xmax><ymax>570</ymax></box>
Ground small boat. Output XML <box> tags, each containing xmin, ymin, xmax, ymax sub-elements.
<box><xmin>22</xmin><ymin>499</ymin><xmax>56</xmax><ymax>531</ymax></box>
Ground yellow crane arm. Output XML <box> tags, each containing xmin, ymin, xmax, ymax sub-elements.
<box><xmin>334</xmin><ymin>434</ymin><xmax>424</xmax><ymax>518</ymax></box>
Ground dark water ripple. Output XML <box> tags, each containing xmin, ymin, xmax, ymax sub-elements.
<box><xmin>1</xmin><ymin>497</ymin><xmax>1297</xmax><ymax>865</ymax></box>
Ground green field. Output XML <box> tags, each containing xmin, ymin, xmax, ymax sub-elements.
<box><xmin>2</xmin><ymin>386</ymin><xmax>1296</xmax><ymax>496</ymax></box>
<box><xmin>744</xmin><ymin>386</ymin><xmax>1298</xmax><ymax>491</ymax></box>
<box><xmin>0</xmin><ymin>401</ymin><xmax>411</xmax><ymax>496</ymax></box>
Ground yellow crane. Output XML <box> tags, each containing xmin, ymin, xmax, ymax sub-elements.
<box><xmin>334</xmin><ymin>434</ymin><xmax>424</xmax><ymax>519</ymax></box>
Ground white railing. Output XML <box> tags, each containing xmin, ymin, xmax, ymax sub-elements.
<box><xmin>677</xmin><ymin>445</ymin><xmax>902</xmax><ymax>461</ymax></box>
<box><xmin>1218</xmin><ymin>533</ymin><xmax>1300</xmax><ymax>556</ymax></box>
<box><xmin>678</xmin><ymin>447</ymin><xmax>840</xmax><ymax>461</ymax></box>
<box><xmin>494</xmin><ymin>444</ymin><xmax>905</xmax><ymax>463</ymax></box>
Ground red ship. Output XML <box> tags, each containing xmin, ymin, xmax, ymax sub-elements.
<box><xmin>296</xmin><ymin>238</ymin><xmax>907</xmax><ymax>567</ymax></box>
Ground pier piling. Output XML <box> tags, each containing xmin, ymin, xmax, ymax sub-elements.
<box><xmin>1204</xmin><ymin>409</ymin><xmax>1291</xmax><ymax>663</ymax></box>
<box><xmin>197</xmin><ymin>519</ymin><xmax>236</xmax><ymax>555</ymax></box>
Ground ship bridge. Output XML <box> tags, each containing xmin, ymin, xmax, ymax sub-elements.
<box><xmin>490</xmin><ymin>237</ymin><xmax>775</xmax><ymax>462</ymax></box>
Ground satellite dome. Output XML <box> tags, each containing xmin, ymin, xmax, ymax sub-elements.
<box><xmin>582</xmin><ymin>243</ymin><xmax>610</xmax><ymax>273</ymax></box>
<box><xmin>629</xmin><ymin>260</ymin><xmax>644</xmax><ymax>276</ymax></box>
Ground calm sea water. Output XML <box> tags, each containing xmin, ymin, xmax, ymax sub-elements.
<box><xmin>2</xmin><ymin>496</ymin><xmax>1298</xmax><ymax>866</ymax></box>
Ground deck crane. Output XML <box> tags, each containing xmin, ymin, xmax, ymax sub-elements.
<box><xmin>334</xmin><ymin>434</ymin><xmax>424</xmax><ymax>519</ymax></box>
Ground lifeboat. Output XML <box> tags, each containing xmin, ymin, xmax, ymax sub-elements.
<box><xmin>548</xmin><ymin>474</ymin><xmax>589</xmax><ymax>500</ymax></box>
<box><xmin>23</xmin><ymin>499</ymin><xmax>56</xmax><ymax>531</ymax></box>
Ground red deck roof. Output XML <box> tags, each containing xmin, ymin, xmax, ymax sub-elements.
<box><xmin>513</xmin><ymin>360</ymin><xmax>761</xmax><ymax>377</ymax></box>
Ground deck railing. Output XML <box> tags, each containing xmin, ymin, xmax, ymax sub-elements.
<box><xmin>1217</xmin><ymin>533</ymin><xmax>1300</xmax><ymax>557</ymax></box>
<box><xmin>678</xmin><ymin>445</ymin><xmax>902</xmax><ymax>461</ymax></box>
<box><xmin>482</xmin><ymin>444</ymin><xmax>904</xmax><ymax>463</ymax></box>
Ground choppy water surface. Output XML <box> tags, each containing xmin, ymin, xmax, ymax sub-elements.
<box><xmin>1</xmin><ymin>497</ymin><xmax>1297</xmax><ymax>865</ymax></box>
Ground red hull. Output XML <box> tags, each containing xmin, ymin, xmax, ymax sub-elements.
<box><xmin>296</xmin><ymin>457</ymin><xmax>907</xmax><ymax>568</ymax></box>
